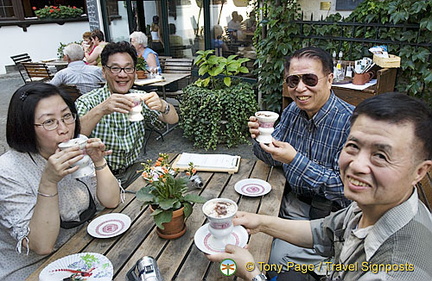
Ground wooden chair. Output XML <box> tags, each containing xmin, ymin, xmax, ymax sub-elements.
<box><xmin>163</xmin><ymin>58</ymin><xmax>194</xmax><ymax>102</ymax></box>
<box><xmin>10</xmin><ymin>53</ymin><xmax>32</xmax><ymax>83</ymax></box>
<box><xmin>158</xmin><ymin>56</ymin><xmax>172</xmax><ymax>72</ymax></box>
<box><xmin>59</xmin><ymin>84</ymin><xmax>82</xmax><ymax>102</ymax></box>
<box><xmin>417</xmin><ymin>169</ymin><xmax>432</xmax><ymax>212</ymax></box>
<box><xmin>21</xmin><ymin>62</ymin><xmax>53</xmax><ymax>83</ymax></box>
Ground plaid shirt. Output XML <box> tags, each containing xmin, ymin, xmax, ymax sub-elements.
<box><xmin>75</xmin><ymin>85</ymin><xmax>164</xmax><ymax>171</ymax></box>
<box><xmin>253</xmin><ymin>92</ymin><xmax>354</xmax><ymax>208</ymax></box>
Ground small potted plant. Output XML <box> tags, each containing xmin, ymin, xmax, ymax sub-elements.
<box><xmin>136</xmin><ymin>56</ymin><xmax>148</xmax><ymax>79</ymax></box>
<box><xmin>136</xmin><ymin>153</ymin><xmax>206</xmax><ymax>239</ymax></box>
<box><xmin>180</xmin><ymin>50</ymin><xmax>258</xmax><ymax>150</ymax></box>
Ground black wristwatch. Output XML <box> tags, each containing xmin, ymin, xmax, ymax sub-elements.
<box><xmin>252</xmin><ymin>273</ymin><xmax>267</xmax><ymax>281</ymax></box>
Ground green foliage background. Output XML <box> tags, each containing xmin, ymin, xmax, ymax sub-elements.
<box><xmin>254</xmin><ymin>0</ymin><xmax>432</xmax><ymax>111</ymax></box>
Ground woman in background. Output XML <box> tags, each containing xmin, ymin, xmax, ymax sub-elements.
<box><xmin>84</xmin><ymin>29</ymin><xmax>107</xmax><ymax>67</ymax></box>
<box><xmin>0</xmin><ymin>83</ymin><xmax>120</xmax><ymax>280</ymax></box>
<box><xmin>150</xmin><ymin>15</ymin><xmax>164</xmax><ymax>55</ymax></box>
<box><xmin>130</xmin><ymin>31</ymin><xmax>162</xmax><ymax>74</ymax></box>
<box><xmin>82</xmin><ymin>31</ymin><xmax>95</xmax><ymax>64</ymax></box>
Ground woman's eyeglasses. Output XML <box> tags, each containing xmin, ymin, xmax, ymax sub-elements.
<box><xmin>285</xmin><ymin>73</ymin><xmax>327</xmax><ymax>88</ymax></box>
<box><xmin>34</xmin><ymin>113</ymin><xmax>76</xmax><ymax>131</ymax></box>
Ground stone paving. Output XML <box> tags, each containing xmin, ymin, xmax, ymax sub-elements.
<box><xmin>0</xmin><ymin>71</ymin><xmax>256</xmax><ymax>161</ymax></box>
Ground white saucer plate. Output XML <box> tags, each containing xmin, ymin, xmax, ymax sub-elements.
<box><xmin>234</xmin><ymin>178</ymin><xmax>272</xmax><ymax>197</ymax></box>
<box><xmin>194</xmin><ymin>223</ymin><xmax>248</xmax><ymax>255</ymax></box>
<box><xmin>39</xmin><ymin>252</ymin><xmax>113</xmax><ymax>281</ymax></box>
<box><xmin>87</xmin><ymin>213</ymin><xmax>131</xmax><ymax>238</ymax></box>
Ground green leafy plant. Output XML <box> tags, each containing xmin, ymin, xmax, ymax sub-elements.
<box><xmin>180</xmin><ymin>50</ymin><xmax>258</xmax><ymax>150</ymax></box>
<box><xmin>135</xmin><ymin>153</ymin><xmax>206</xmax><ymax>229</ymax></box>
<box><xmin>253</xmin><ymin>0</ymin><xmax>302</xmax><ymax>113</ymax></box>
<box><xmin>136</xmin><ymin>56</ymin><xmax>148</xmax><ymax>71</ymax></box>
<box><xmin>57</xmin><ymin>41</ymin><xmax>82</xmax><ymax>59</ymax></box>
<box><xmin>33</xmin><ymin>5</ymin><xmax>83</xmax><ymax>19</ymax></box>
<box><xmin>194</xmin><ymin>50</ymin><xmax>250</xmax><ymax>89</ymax></box>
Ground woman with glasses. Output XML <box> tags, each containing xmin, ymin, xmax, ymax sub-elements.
<box><xmin>0</xmin><ymin>83</ymin><xmax>121</xmax><ymax>280</ymax></box>
<box><xmin>130</xmin><ymin>31</ymin><xmax>162</xmax><ymax>75</ymax></box>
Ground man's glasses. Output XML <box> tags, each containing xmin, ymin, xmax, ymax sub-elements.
<box><xmin>34</xmin><ymin>112</ymin><xmax>76</xmax><ymax>131</ymax></box>
<box><xmin>105</xmin><ymin>65</ymin><xmax>136</xmax><ymax>74</ymax></box>
<box><xmin>285</xmin><ymin>73</ymin><xmax>327</xmax><ymax>88</ymax></box>
<box><xmin>60</xmin><ymin>179</ymin><xmax>97</xmax><ymax>229</ymax></box>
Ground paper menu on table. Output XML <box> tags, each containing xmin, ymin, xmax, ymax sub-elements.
<box><xmin>172</xmin><ymin>153</ymin><xmax>241</xmax><ymax>174</ymax></box>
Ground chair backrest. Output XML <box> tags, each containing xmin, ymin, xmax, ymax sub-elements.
<box><xmin>10</xmin><ymin>53</ymin><xmax>32</xmax><ymax>83</ymax></box>
<box><xmin>163</xmin><ymin>58</ymin><xmax>193</xmax><ymax>74</ymax></box>
<box><xmin>59</xmin><ymin>84</ymin><xmax>82</xmax><ymax>102</ymax></box>
<box><xmin>158</xmin><ymin>56</ymin><xmax>172</xmax><ymax>72</ymax></box>
<box><xmin>21</xmin><ymin>62</ymin><xmax>53</xmax><ymax>82</ymax></box>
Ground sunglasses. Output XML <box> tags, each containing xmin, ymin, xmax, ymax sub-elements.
<box><xmin>285</xmin><ymin>73</ymin><xmax>327</xmax><ymax>88</ymax></box>
<box><xmin>60</xmin><ymin>179</ymin><xmax>96</xmax><ymax>229</ymax></box>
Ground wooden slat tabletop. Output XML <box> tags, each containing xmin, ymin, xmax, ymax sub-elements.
<box><xmin>27</xmin><ymin>153</ymin><xmax>285</xmax><ymax>281</ymax></box>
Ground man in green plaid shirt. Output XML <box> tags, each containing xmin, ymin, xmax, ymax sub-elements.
<box><xmin>75</xmin><ymin>42</ymin><xmax>178</xmax><ymax>187</ymax></box>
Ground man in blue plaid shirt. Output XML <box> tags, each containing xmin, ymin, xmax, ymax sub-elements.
<box><xmin>76</xmin><ymin>42</ymin><xmax>178</xmax><ymax>188</ymax></box>
<box><xmin>248</xmin><ymin>46</ymin><xmax>354</xmax><ymax>279</ymax></box>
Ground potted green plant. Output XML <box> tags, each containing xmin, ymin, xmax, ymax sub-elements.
<box><xmin>136</xmin><ymin>56</ymin><xmax>148</xmax><ymax>79</ymax></box>
<box><xmin>180</xmin><ymin>50</ymin><xmax>258</xmax><ymax>150</ymax></box>
<box><xmin>135</xmin><ymin>153</ymin><xmax>206</xmax><ymax>239</ymax></box>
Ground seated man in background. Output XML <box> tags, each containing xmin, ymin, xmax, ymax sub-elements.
<box><xmin>169</xmin><ymin>23</ymin><xmax>184</xmax><ymax>58</ymax></box>
<box><xmin>248</xmin><ymin>46</ymin><xmax>354</xmax><ymax>278</ymax></box>
<box><xmin>75</xmin><ymin>42</ymin><xmax>178</xmax><ymax>188</ymax></box>
<box><xmin>209</xmin><ymin>92</ymin><xmax>432</xmax><ymax>281</ymax></box>
<box><xmin>50</xmin><ymin>43</ymin><xmax>105</xmax><ymax>95</ymax></box>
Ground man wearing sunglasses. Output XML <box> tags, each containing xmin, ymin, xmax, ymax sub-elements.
<box><xmin>248</xmin><ymin>46</ymin><xmax>354</xmax><ymax>279</ymax></box>
<box><xmin>75</xmin><ymin>42</ymin><xmax>179</xmax><ymax>188</ymax></box>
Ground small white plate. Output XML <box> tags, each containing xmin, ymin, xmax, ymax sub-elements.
<box><xmin>194</xmin><ymin>223</ymin><xmax>248</xmax><ymax>255</ymax></box>
<box><xmin>234</xmin><ymin>178</ymin><xmax>272</xmax><ymax>197</ymax></box>
<box><xmin>39</xmin><ymin>252</ymin><xmax>113</xmax><ymax>281</ymax></box>
<box><xmin>87</xmin><ymin>213</ymin><xmax>131</xmax><ymax>238</ymax></box>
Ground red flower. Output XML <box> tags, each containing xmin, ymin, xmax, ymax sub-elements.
<box><xmin>32</xmin><ymin>6</ymin><xmax>37</xmax><ymax>10</ymax></box>
<box><xmin>73</xmin><ymin>6</ymin><xmax>76</xmax><ymax>8</ymax></box>
<box><xmin>49</xmin><ymin>9</ymin><xmax>54</xmax><ymax>13</ymax></box>
<box><xmin>53</xmin><ymin>6</ymin><xmax>57</xmax><ymax>9</ymax></box>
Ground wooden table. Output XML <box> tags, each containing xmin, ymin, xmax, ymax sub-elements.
<box><xmin>27</xmin><ymin>154</ymin><xmax>285</xmax><ymax>281</ymax></box>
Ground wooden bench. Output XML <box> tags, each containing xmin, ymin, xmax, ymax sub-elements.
<box><xmin>417</xmin><ymin>169</ymin><xmax>432</xmax><ymax>212</ymax></box>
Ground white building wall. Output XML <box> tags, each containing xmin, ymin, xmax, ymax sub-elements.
<box><xmin>0</xmin><ymin>21</ymin><xmax>90</xmax><ymax>74</ymax></box>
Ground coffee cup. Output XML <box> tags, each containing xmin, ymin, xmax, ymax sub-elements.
<box><xmin>352</xmin><ymin>71</ymin><xmax>374</xmax><ymax>85</ymax></box>
<box><xmin>255</xmin><ymin>111</ymin><xmax>279</xmax><ymax>144</ymax></box>
<box><xmin>125</xmin><ymin>93</ymin><xmax>144</xmax><ymax>121</ymax></box>
<box><xmin>202</xmin><ymin>198</ymin><xmax>238</xmax><ymax>251</ymax></box>
<box><xmin>58</xmin><ymin>134</ymin><xmax>93</xmax><ymax>178</ymax></box>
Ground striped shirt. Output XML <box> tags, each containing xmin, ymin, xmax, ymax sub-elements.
<box><xmin>75</xmin><ymin>85</ymin><xmax>164</xmax><ymax>171</ymax></box>
<box><xmin>253</xmin><ymin>92</ymin><xmax>354</xmax><ymax>208</ymax></box>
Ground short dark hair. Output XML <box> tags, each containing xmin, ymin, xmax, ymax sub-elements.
<box><xmin>352</xmin><ymin>92</ymin><xmax>432</xmax><ymax>160</ymax></box>
<box><xmin>7</xmin><ymin>83</ymin><xmax>80</xmax><ymax>154</ymax></box>
<box><xmin>169</xmin><ymin>23</ymin><xmax>176</xmax><ymax>35</ymax></box>
<box><xmin>284</xmin><ymin>46</ymin><xmax>333</xmax><ymax>76</ymax></box>
<box><xmin>101</xmin><ymin>41</ymin><xmax>137</xmax><ymax>67</ymax></box>
<box><xmin>91</xmin><ymin>29</ymin><xmax>105</xmax><ymax>41</ymax></box>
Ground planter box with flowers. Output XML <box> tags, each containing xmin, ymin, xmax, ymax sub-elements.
<box><xmin>33</xmin><ymin>5</ymin><xmax>84</xmax><ymax>19</ymax></box>
<box><xmin>136</xmin><ymin>154</ymin><xmax>207</xmax><ymax>239</ymax></box>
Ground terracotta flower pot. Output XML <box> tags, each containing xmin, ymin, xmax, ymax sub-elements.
<box><xmin>136</xmin><ymin>70</ymin><xmax>147</xmax><ymax>79</ymax></box>
<box><xmin>150</xmin><ymin>206</ymin><xmax>187</xmax><ymax>239</ymax></box>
